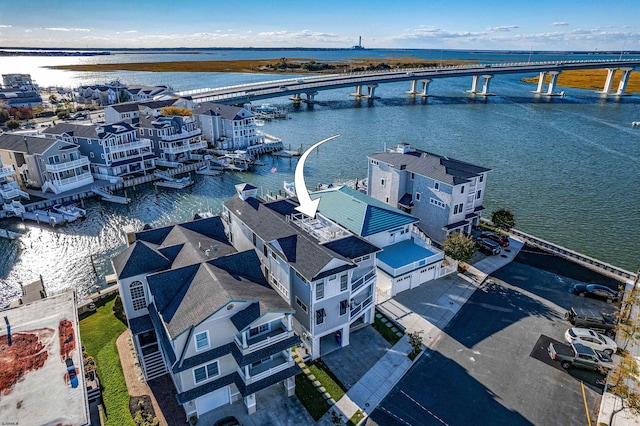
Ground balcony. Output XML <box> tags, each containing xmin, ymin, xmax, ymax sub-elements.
<box><xmin>351</xmin><ymin>267</ymin><xmax>376</xmax><ymax>293</ymax></box>
<box><xmin>47</xmin><ymin>172</ymin><xmax>94</xmax><ymax>194</ymax></box>
<box><xmin>234</xmin><ymin>324</ymin><xmax>293</xmax><ymax>355</ymax></box>
<box><xmin>0</xmin><ymin>183</ymin><xmax>29</xmax><ymax>200</ymax></box>
<box><xmin>0</xmin><ymin>166</ymin><xmax>16</xmax><ymax>179</ymax></box>
<box><xmin>161</xmin><ymin>128</ymin><xmax>202</xmax><ymax>141</ymax></box>
<box><xmin>237</xmin><ymin>353</ymin><xmax>295</xmax><ymax>385</ymax></box>
<box><xmin>162</xmin><ymin>144</ymin><xmax>191</xmax><ymax>155</ymax></box>
<box><xmin>45</xmin><ymin>157</ymin><xmax>90</xmax><ymax>173</ymax></box>
<box><xmin>106</xmin><ymin>139</ymin><xmax>151</xmax><ymax>154</ymax></box>
<box><xmin>350</xmin><ymin>295</ymin><xmax>373</xmax><ymax>319</ymax></box>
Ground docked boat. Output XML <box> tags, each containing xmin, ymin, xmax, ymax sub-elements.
<box><xmin>283</xmin><ymin>181</ymin><xmax>296</xmax><ymax>197</ymax></box>
<box><xmin>155</xmin><ymin>176</ymin><xmax>193</xmax><ymax>189</ymax></box>
<box><xmin>196</xmin><ymin>164</ymin><xmax>222</xmax><ymax>176</ymax></box>
<box><xmin>252</xmin><ymin>104</ymin><xmax>288</xmax><ymax>120</ymax></box>
<box><xmin>221</xmin><ymin>151</ymin><xmax>256</xmax><ymax>172</ymax></box>
<box><xmin>52</xmin><ymin>202</ymin><xmax>86</xmax><ymax>222</ymax></box>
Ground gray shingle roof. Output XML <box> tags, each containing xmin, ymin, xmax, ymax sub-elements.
<box><xmin>369</xmin><ymin>149</ymin><xmax>490</xmax><ymax>185</ymax></box>
<box><xmin>224</xmin><ymin>195</ymin><xmax>354</xmax><ymax>282</ymax></box>
<box><xmin>109</xmin><ymin>103</ymin><xmax>140</xmax><ymax>113</ymax></box>
<box><xmin>111</xmin><ymin>240</ymin><xmax>171</xmax><ymax>279</ymax></box>
<box><xmin>0</xmin><ymin>133</ymin><xmax>75</xmax><ymax>154</ymax></box>
<box><xmin>193</xmin><ymin>102</ymin><xmax>253</xmax><ymax>120</ymax></box>
<box><xmin>230</xmin><ymin>302</ymin><xmax>261</xmax><ymax>332</ymax></box>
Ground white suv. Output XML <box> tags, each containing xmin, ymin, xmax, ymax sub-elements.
<box><xmin>564</xmin><ymin>327</ymin><xmax>617</xmax><ymax>355</ymax></box>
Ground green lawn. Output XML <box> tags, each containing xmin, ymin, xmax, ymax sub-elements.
<box><xmin>295</xmin><ymin>359</ymin><xmax>348</xmax><ymax>421</ymax></box>
<box><xmin>372</xmin><ymin>314</ymin><xmax>403</xmax><ymax>345</ymax></box>
<box><xmin>79</xmin><ymin>295</ymin><xmax>133</xmax><ymax>426</ymax></box>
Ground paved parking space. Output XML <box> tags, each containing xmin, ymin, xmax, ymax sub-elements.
<box><xmin>371</xmin><ymin>260</ymin><xmax>618</xmax><ymax>426</ymax></box>
<box><xmin>322</xmin><ymin>325</ymin><xmax>392</xmax><ymax>389</ymax></box>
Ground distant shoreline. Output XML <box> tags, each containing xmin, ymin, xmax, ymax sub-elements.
<box><xmin>521</xmin><ymin>70</ymin><xmax>640</xmax><ymax>94</ymax></box>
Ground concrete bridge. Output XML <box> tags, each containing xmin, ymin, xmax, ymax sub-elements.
<box><xmin>177</xmin><ymin>58</ymin><xmax>640</xmax><ymax>104</ymax></box>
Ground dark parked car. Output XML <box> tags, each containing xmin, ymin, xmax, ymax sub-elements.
<box><xmin>213</xmin><ymin>416</ymin><xmax>240</xmax><ymax>426</ymax></box>
<box><xmin>476</xmin><ymin>238</ymin><xmax>501</xmax><ymax>255</ymax></box>
<box><xmin>480</xmin><ymin>231</ymin><xmax>510</xmax><ymax>247</ymax></box>
<box><xmin>572</xmin><ymin>284</ymin><xmax>620</xmax><ymax>303</ymax></box>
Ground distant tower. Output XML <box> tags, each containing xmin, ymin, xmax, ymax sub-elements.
<box><xmin>353</xmin><ymin>36</ymin><xmax>365</xmax><ymax>50</ymax></box>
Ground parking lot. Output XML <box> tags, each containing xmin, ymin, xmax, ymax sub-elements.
<box><xmin>370</xmin><ymin>258</ymin><xmax>619</xmax><ymax>426</ymax></box>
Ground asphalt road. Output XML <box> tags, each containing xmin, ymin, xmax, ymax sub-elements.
<box><xmin>369</xmin><ymin>258</ymin><xmax>618</xmax><ymax>426</ymax></box>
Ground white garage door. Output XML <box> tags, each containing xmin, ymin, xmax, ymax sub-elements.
<box><xmin>394</xmin><ymin>275</ymin><xmax>411</xmax><ymax>295</ymax></box>
<box><xmin>419</xmin><ymin>265</ymin><xmax>436</xmax><ymax>284</ymax></box>
<box><xmin>196</xmin><ymin>386</ymin><xmax>230</xmax><ymax>415</ymax></box>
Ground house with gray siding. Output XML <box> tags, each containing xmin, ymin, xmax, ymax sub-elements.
<box><xmin>368</xmin><ymin>144</ymin><xmax>490</xmax><ymax>244</ymax></box>
<box><xmin>309</xmin><ymin>185</ymin><xmax>450</xmax><ymax>298</ymax></box>
<box><xmin>223</xmin><ymin>184</ymin><xmax>380</xmax><ymax>359</ymax></box>
<box><xmin>43</xmin><ymin>122</ymin><xmax>156</xmax><ymax>182</ymax></box>
<box><xmin>111</xmin><ymin>216</ymin><xmax>300</xmax><ymax>419</ymax></box>
<box><xmin>193</xmin><ymin>103</ymin><xmax>264</xmax><ymax>151</ymax></box>
<box><xmin>0</xmin><ymin>133</ymin><xmax>93</xmax><ymax>194</ymax></box>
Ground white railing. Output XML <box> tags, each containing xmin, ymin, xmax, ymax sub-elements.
<box><xmin>352</xmin><ymin>268</ymin><xmax>376</xmax><ymax>293</ymax></box>
<box><xmin>0</xmin><ymin>186</ymin><xmax>21</xmax><ymax>199</ymax></box>
<box><xmin>189</xmin><ymin>140</ymin><xmax>208</xmax><ymax>150</ymax></box>
<box><xmin>0</xmin><ymin>166</ymin><xmax>16</xmax><ymax>179</ymax></box>
<box><xmin>161</xmin><ymin>128</ymin><xmax>202</xmax><ymax>141</ymax></box>
<box><xmin>45</xmin><ymin>157</ymin><xmax>90</xmax><ymax>172</ymax></box>
<box><xmin>162</xmin><ymin>144</ymin><xmax>191</xmax><ymax>155</ymax></box>
<box><xmin>350</xmin><ymin>295</ymin><xmax>373</xmax><ymax>318</ymax></box>
<box><xmin>238</xmin><ymin>358</ymin><xmax>294</xmax><ymax>385</ymax></box>
<box><xmin>52</xmin><ymin>172</ymin><xmax>94</xmax><ymax>189</ymax></box>
<box><xmin>234</xmin><ymin>329</ymin><xmax>291</xmax><ymax>353</ymax></box>
<box><xmin>107</xmin><ymin>139</ymin><xmax>151</xmax><ymax>153</ymax></box>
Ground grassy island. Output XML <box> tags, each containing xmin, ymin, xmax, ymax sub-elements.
<box><xmin>46</xmin><ymin>57</ymin><xmax>469</xmax><ymax>74</ymax></box>
<box><xmin>521</xmin><ymin>69</ymin><xmax>640</xmax><ymax>94</ymax></box>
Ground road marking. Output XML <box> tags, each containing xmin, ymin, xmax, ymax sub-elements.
<box><xmin>581</xmin><ymin>381</ymin><xmax>591</xmax><ymax>425</ymax></box>
<box><xmin>400</xmin><ymin>390</ymin><xmax>449</xmax><ymax>425</ymax></box>
<box><xmin>378</xmin><ymin>407</ymin><xmax>412</xmax><ymax>425</ymax></box>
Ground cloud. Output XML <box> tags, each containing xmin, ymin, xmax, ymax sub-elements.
<box><xmin>551</xmin><ymin>22</ymin><xmax>570</xmax><ymax>26</ymax></box>
<box><xmin>0</xmin><ymin>25</ymin><xmax>11</xmax><ymax>28</ymax></box>
<box><xmin>45</xmin><ymin>27</ymin><xmax>90</xmax><ymax>32</ymax></box>
<box><xmin>489</xmin><ymin>25</ymin><xmax>519</xmax><ymax>32</ymax></box>
<box><xmin>116</xmin><ymin>30</ymin><xmax>138</xmax><ymax>34</ymax></box>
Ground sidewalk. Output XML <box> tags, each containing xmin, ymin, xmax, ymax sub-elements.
<box><xmin>317</xmin><ymin>238</ymin><xmax>523</xmax><ymax>424</ymax></box>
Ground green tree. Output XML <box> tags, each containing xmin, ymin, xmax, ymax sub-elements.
<box><xmin>408</xmin><ymin>330</ymin><xmax>424</xmax><ymax>357</ymax></box>
<box><xmin>491</xmin><ymin>208</ymin><xmax>516</xmax><ymax>230</ymax></box>
<box><xmin>0</xmin><ymin>109</ymin><xmax>9</xmax><ymax>124</ymax></box>
<box><xmin>608</xmin><ymin>350</ymin><xmax>640</xmax><ymax>424</ymax></box>
<box><xmin>442</xmin><ymin>232</ymin><xmax>476</xmax><ymax>263</ymax></box>
<box><xmin>5</xmin><ymin>119</ymin><xmax>20</xmax><ymax>129</ymax></box>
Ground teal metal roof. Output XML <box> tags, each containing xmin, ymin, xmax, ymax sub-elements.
<box><xmin>310</xmin><ymin>186</ymin><xmax>417</xmax><ymax>237</ymax></box>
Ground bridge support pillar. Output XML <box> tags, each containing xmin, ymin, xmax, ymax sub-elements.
<box><xmin>467</xmin><ymin>75</ymin><xmax>480</xmax><ymax>94</ymax></box>
<box><xmin>467</xmin><ymin>75</ymin><xmax>494</xmax><ymax>96</ymax></box>
<box><xmin>419</xmin><ymin>79</ymin><xmax>431</xmax><ymax>97</ymax></box>
<box><xmin>304</xmin><ymin>92</ymin><xmax>318</xmax><ymax>104</ymax></box>
<box><xmin>350</xmin><ymin>85</ymin><xmax>364</xmax><ymax>98</ymax></box>
<box><xmin>289</xmin><ymin>93</ymin><xmax>302</xmax><ymax>104</ymax></box>
<box><xmin>616</xmin><ymin>68</ymin><xmax>633</xmax><ymax>95</ymax></box>
<box><xmin>598</xmin><ymin>68</ymin><xmax>617</xmax><ymax>95</ymax></box>
<box><xmin>546</xmin><ymin>71</ymin><xmax>562</xmax><ymax>95</ymax></box>
<box><xmin>365</xmin><ymin>84</ymin><xmax>379</xmax><ymax>99</ymax></box>
<box><xmin>533</xmin><ymin>72</ymin><xmax>547</xmax><ymax>93</ymax></box>
<box><xmin>405</xmin><ymin>80</ymin><xmax>418</xmax><ymax>95</ymax></box>
<box><xmin>480</xmin><ymin>75</ymin><xmax>493</xmax><ymax>95</ymax></box>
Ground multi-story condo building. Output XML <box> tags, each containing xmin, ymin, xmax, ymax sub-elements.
<box><xmin>310</xmin><ymin>186</ymin><xmax>449</xmax><ymax>298</ymax></box>
<box><xmin>111</xmin><ymin>216</ymin><xmax>300</xmax><ymax>419</ymax></box>
<box><xmin>193</xmin><ymin>103</ymin><xmax>264</xmax><ymax>151</ymax></box>
<box><xmin>368</xmin><ymin>144</ymin><xmax>490</xmax><ymax>244</ymax></box>
<box><xmin>131</xmin><ymin>115</ymin><xmax>207</xmax><ymax>167</ymax></box>
<box><xmin>223</xmin><ymin>184</ymin><xmax>381</xmax><ymax>359</ymax></box>
<box><xmin>0</xmin><ymin>133</ymin><xmax>93</xmax><ymax>194</ymax></box>
<box><xmin>43</xmin><ymin>122</ymin><xmax>156</xmax><ymax>182</ymax></box>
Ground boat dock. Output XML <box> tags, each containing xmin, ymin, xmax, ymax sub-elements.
<box><xmin>154</xmin><ymin>172</ymin><xmax>194</xmax><ymax>189</ymax></box>
<box><xmin>91</xmin><ymin>186</ymin><xmax>131</xmax><ymax>205</ymax></box>
<box><xmin>0</xmin><ymin>227</ymin><xmax>20</xmax><ymax>239</ymax></box>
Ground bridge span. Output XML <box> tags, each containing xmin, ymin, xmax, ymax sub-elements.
<box><xmin>177</xmin><ymin>58</ymin><xmax>640</xmax><ymax>105</ymax></box>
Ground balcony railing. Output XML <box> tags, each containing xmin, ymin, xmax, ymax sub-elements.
<box><xmin>0</xmin><ymin>166</ymin><xmax>16</xmax><ymax>179</ymax></box>
<box><xmin>351</xmin><ymin>268</ymin><xmax>376</xmax><ymax>293</ymax></box>
<box><xmin>162</xmin><ymin>144</ymin><xmax>191</xmax><ymax>155</ymax></box>
<box><xmin>350</xmin><ymin>295</ymin><xmax>373</xmax><ymax>319</ymax></box>
<box><xmin>110</xmin><ymin>149</ymin><xmax>152</xmax><ymax>164</ymax></box>
<box><xmin>0</xmin><ymin>184</ymin><xmax>27</xmax><ymax>200</ymax></box>
<box><xmin>237</xmin><ymin>356</ymin><xmax>294</xmax><ymax>385</ymax></box>
<box><xmin>52</xmin><ymin>172</ymin><xmax>93</xmax><ymax>189</ymax></box>
<box><xmin>189</xmin><ymin>140</ymin><xmax>208</xmax><ymax>150</ymax></box>
<box><xmin>45</xmin><ymin>157</ymin><xmax>90</xmax><ymax>172</ymax></box>
<box><xmin>161</xmin><ymin>128</ymin><xmax>202</xmax><ymax>141</ymax></box>
<box><xmin>234</xmin><ymin>326</ymin><xmax>292</xmax><ymax>354</ymax></box>
<box><xmin>107</xmin><ymin>139</ymin><xmax>151</xmax><ymax>154</ymax></box>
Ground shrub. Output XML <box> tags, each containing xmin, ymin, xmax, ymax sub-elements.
<box><xmin>491</xmin><ymin>208</ymin><xmax>516</xmax><ymax>230</ymax></box>
<box><xmin>5</xmin><ymin>119</ymin><xmax>20</xmax><ymax>129</ymax></box>
<box><xmin>442</xmin><ymin>233</ymin><xmax>476</xmax><ymax>263</ymax></box>
<box><xmin>112</xmin><ymin>295</ymin><xmax>127</xmax><ymax>325</ymax></box>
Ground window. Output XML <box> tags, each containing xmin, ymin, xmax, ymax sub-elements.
<box><xmin>316</xmin><ymin>309</ymin><xmax>325</xmax><ymax>325</ymax></box>
<box><xmin>193</xmin><ymin>361</ymin><xmax>219</xmax><ymax>384</ymax></box>
<box><xmin>340</xmin><ymin>274</ymin><xmax>348</xmax><ymax>291</ymax></box>
<box><xmin>130</xmin><ymin>281</ymin><xmax>146</xmax><ymax>311</ymax></box>
<box><xmin>461</xmin><ymin>186</ymin><xmax>465</xmax><ymax>194</ymax></box>
<box><xmin>89</xmin><ymin>152</ymin><xmax>94</xmax><ymax>159</ymax></box>
<box><xmin>316</xmin><ymin>282</ymin><xmax>324</xmax><ymax>300</ymax></box>
<box><xmin>339</xmin><ymin>300</ymin><xmax>348</xmax><ymax>316</ymax></box>
<box><xmin>415</xmin><ymin>192</ymin><xmax>421</xmax><ymax>201</ymax></box>
<box><xmin>476</xmin><ymin>190</ymin><xmax>482</xmax><ymax>199</ymax></box>
<box><xmin>370</xmin><ymin>159</ymin><xmax>379</xmax><ymax>165</ymax></box>
<box><xmin>296</xmin><ymin>297</ymin><xmax>308</xmax><ymax>313</ymax></box>
<box><xmin>249</xmin><ymin>324</ymin><xmax>269</xmax><ymax>337</ymax></box>
<box><xmin>194</xmin><ymin>331</ymin><xmax>209</xmax><ymax>351</ymax></box>
<box><xmin>380</xmin><ymin>178</ymin><xmax>385</xmax><ymax>186</ymax></box>
<box><xmin>479</xmin><ymin>174</ymin><xmax>484</xmax><ymax>183</ymax></box>
<box><xmin>411</xmin><ymin>172</ymin><xmax>415</xmax><ymax>180</ymax></box>
<box><xmin>434</xmin><ymin>182</ymin><xmax>439</xmax><ymax>191</ymax></box>
<box><xmin>430</xmin><ymin>198</ymin><xmax>445</xmax><ymax>209</ymax></box>
<box><xmin>252</xmin><ymin>232</ymin><xmax>257</xmax><ymax>246</ymax></box>
<box><xmin>453</xmin><ymin>203</ymin><xmax>464</xmax><ymax>215</ymax></box>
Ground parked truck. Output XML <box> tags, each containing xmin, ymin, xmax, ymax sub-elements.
<box><xmin>565</xmin><ymin>307</ymin><xmax>616</xmax><ymax>337</ymax></box>
<box><xmin>548</xmin><ymin>341</ymin><xmax>613</xmax><ymax>373</ymax></box>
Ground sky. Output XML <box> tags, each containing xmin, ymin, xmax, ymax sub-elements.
<box><xmin>0</xmin><ymin>0</ymin><xmax>638</xmax><ymax>51</ymax></box>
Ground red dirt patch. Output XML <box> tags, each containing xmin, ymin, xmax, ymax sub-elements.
<box><xmin>58</xmin><ymin>319</ymin><xmax>76</xmax><ymax>360</ymax></box>
<box><xmin>0</xmin><ymin>328</ymin><xmax>53</xmax><ymax>396</ymax></box>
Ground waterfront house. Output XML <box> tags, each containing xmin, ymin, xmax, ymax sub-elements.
<box><xmin>126</xmin><ymin>85</ymin><xmax>172</xmax><ymax>102</ymax></box>
<box><xmin>111</xmin><ymin>216</ymin><xmax>300</xmax><ymax>419</ymax></box>
<box><xmin>309</xmin><ymin>186</ymin><xmax>449</xmax><ymax>299</ymax></box>
<box><xmin>0</xmin><ymin>133</ymin><xmax>93</xmax><ymax>194</ymax></box>
<box><xmin>223</xmin><ymin>184</ymin><xmax>381</xmax><ymax>359</ymax></box>
<box><xmin>104</xmin><ymin>98</ymin><xmax>185</xmax><ymax>124</ymax></box>
<box><xmin>368</xmin><ymin>144</ymin><xmax>490</xmax><ymax>244</ymax></box>
<box><xmin>130</xmin><ymin>114</ymin><xmax>207</xmax><ymax>167</ymax></box>
<box><xmin>43</xmin><ymin>122</ymin><xmax>156</xmax><ymax>183</ymax></box>
<box><xmin>193</xmin><ymin>103</ymin><xmax>264</xmax><ymax>151</ymax></box>
<box><xmin>0</xmin><ymin>156</ymin><xmax>29</xmax><ymax>203</ymax></box>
